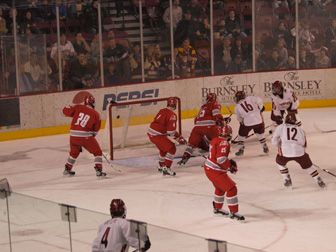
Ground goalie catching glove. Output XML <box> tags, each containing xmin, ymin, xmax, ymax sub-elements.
<box><xmin>173</xmin><ymin>132</ymin><xmax>187</xmax><ymax>144</ymax></box>
<box><xmin>229</xmin><ymin>159</ymin><xmax>238</xmax><ymax>174</ymax></box>
<box><xmin>141</xmin><ymin>235</ymin><xmax>151</xmax><ymax>251</ymax></box>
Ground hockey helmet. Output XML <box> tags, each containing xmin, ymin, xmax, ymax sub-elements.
<box><xmin>110</xmin><ymin>199</ymin><xmax>127</xmax><ymax>218</ymax></box>
<box><xmin>272</xmin><ymin>81</ymin><xmax>284</xmax><ymax>96</ymax></box>
<box><xmin>285</xmin><ymin>114</ymin><xmax>296</xmax><ymax>124</ymax></box>
<box><xmin>167</xmin><ymin>97</ymin><xmax>178</xmax><ymax>110</ymax></box>
<box><xmin>234</xmin><ymin>91</ymin><xmax>246</xmax><ymax>103</ymax></box>
<box><xmin>206</xmin><ymin>93</ymin><xmax>217</xmax><ymax>103</ymax></box>
<box><xmin>84</xmin><ymin>95</ymin><xmax>95</xmax><ymax>109</ymax></box>
<box><xmin>220</xmin><ymin>124</ymin><xmax>232</xmax><ymax>140</ymax></box>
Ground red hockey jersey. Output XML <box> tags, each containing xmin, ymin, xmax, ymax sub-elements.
<box><xmin>194</xmin><ymin>100</ymin><xmax>222</xmax><ymax>126</ymax></box>
<box><xmin>61</xmin><ymin>104</ymin><xmax>101</xmax><ymax>137</ymax></box>
<box><xmin>205</xmin><ymin>137</ymin><xmax>231</xmax><ymax>171</ymax></box>
<box><xmin>148</xmin><ymin>108</ymin><xmax>178</xmax><ymax>136</ymax></box>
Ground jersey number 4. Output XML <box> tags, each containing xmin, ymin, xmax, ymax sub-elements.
<box><xmin>75</xmin><ymin>112</ymin><xmax>91</xmax><ymax>128</ymax></box>
<box><xmin>101</xmin><ymin>227</ymin><xmax>110</xmax><ymax>248</ymax></box>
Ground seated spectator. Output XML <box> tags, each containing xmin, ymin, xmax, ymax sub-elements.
<box><xmin>289</xmin><ymin>22</ymin><xmax>302</xmax><ymax>49</ymax></box>
<box><xmin>73</xmin><ymin>32</ymin><xmax>91</xmax><ymax>57</ymax></box>
<box><xmin>0</xmin><ymin>8</ymin><xmax>8</xmax><ymax>34</ymax></box>
<box><xmin>17</xmin><ymin>0</ymin><xmax>38</xmax><ymax>20</ymax></box>
<box><xmin>162</xmin><ymin>48</ymin><xmax>183</xmax><ymax>79</ymax></box>
<box><xmin>174</xmin><ymin>10</ymin><xmax>193</xmax><ymax>46</ymax></box>
<box><xmin>36</xmin><ymin>0</ymin><xmax>53</xmax><ymax>22</ymax></box>
<box><xmin>325</xmin><ymin>19</ymin><xmax>336</xmax><ymax>49</ymax></box>
<box><xmin>20</xmin><ymin>11</ymin><xmax>41</xmax><ymax>34</ymax></box>
<box><xmin>103</xmin><ymin>29</ymin><xmax>118</xmax><ymax>50</ymax></box>
<box><xmin>255</xmin><ymin>35</ymin><xmax>266</xmax><ymax>59</ymax></box>
<box><xmin>273</xmin><ymin>21</ymin><xmax>289</xmax><ymax>42</ymax></box>
<box><xmin>144</xmin><ymin>44</ymin><xmax>161</xmax><ymax>77</ymax></box>
<box><xmin>266</xmin><ymin>49</ymin><xmax>285</xmax><ymax>70</ymax></box>
<box><xmin>299</xmin><ymin>21</ymin><xmax>315</xmax><ymax>50</ymax></box>
<box><xmin>231</xmin><ymin>37</ymin><xmax>249</xmax><ymax>62</ymax></box>
<box><xmin>129</xmin><ymin>43</ymin><xmax>141</xmax><ymax>77</ymax></box>
<box><xmin>24</xmin><ymin>52</ymin><xmax>45</xmax><ymax>86</ymax></box>
<box><xmin>255</xmin><ymin>50</ymin><xmax>267</xmax><ymax>71</ymax></box>
<box><xmin>225</xmin><ymin>10</ymin><xmax>247</xmax><ymax>39</ymax></box>
<box><xmin>162</xmin><ymin>0</ymin><xmax>183</xmax><ymax>32</ymax></box>
<box><xmin>154</xmin><ymin>44</ymin><xmax>165</xmax><ymax>70</ymax></box>
<box><xmin>299</xmin><ymin>49</ymin><xmax>314</xmax><ymax>69</ymax></box>
<box><xmin>18</xmin><ymin>64</ymin><xmax>38</xmax><ymax>94</ymax></box>
<box><xmin>50</xmin><ymin>33</ymin><xmax>75</xmax><ymax>62</ymax></box>
<box><xmin>284</xmin><ymin>56</ymin><xmax>296</xmax><ymax>69</ymax></box>
<box><xmin>104</xmin><ymin>63</ymin><xmax>119</xmax><ymax>86</ymax></box>
<box><xmin>214</xmin><ymin>19</ymin><xmax>231</xmax><ymax>40</ymax></box>
<box><xmin>227</xmin><ymin>54</ymin><xmax>248</xmax><ymax>73</ymax></box>
<box><xmin>214</xmin><ymin>36</ymin><xmax>234</xmax><ymax>74</ymax></box>
<box><xmin>213</xmin><ymin>0</ymin><xmax>225</xmax><ymax>11</ymax></box>
<box><xmin>84</xmin><ymin>0</ymin><xmax>105</xmax><ymax>34</ymax></box>
<box><xmin>274</xmin><ymin>38</ymin><xmax>288</xmax><ymax>65</ymax></box>
<box><xmin>104</xmin><ymin>38</ymin><xmax>131</xmax><ymax>82</ymax></box>
<box><xmin>51</xmin><ymin>0</ymin><xmax>68</xmax><ymax>21</ymax></box>
<box><xmin>89</xmin><ymin>33</ymin><xmax>101</xmax><ymax>65</ymax></box>
<box><xmin>177</xmin><ymin>37</ymin><xmax>197</xmax><ymax>77</ymax></box>
<box><xmin>6</xmin><ymin>8</ymin><xmax>20</xmax><ymax>34</ymax></box>
<box><xmin>186</xmin><ymin>0</ymin><xmax>203</xmax><ymax>22</ymax></box>
<box><xmin>315</xmin><ymin>47</ymin><xmax>331</xmax><ymax>68</ymax></box>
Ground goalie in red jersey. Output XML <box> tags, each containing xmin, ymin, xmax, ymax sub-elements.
<box><xmin>61</xmin><ymin>95</ymin><xmax>106</xmax><ymax>178</ymax></box>
<box><xmin>177</xmin><ymin>93</ymin><xmax>230</xmax><ymax>166</ymax></box>
<box><xmin>147</xmin><ymin>97</ymin><xmax>186</xmax><ymax>176</ymax></box>
<box><xmin>204</xmin><ymin>125</ymin><xmax>245</xmax><ymax>221</ymax></box>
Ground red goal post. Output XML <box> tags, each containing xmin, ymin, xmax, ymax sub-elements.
<box><xmin>106</xmin><ymin>97</ymin><xmax>182</xmax><ymax>160</ymax></box>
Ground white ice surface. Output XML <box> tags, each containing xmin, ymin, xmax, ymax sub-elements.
<box><xmin>1</xmin><ymin>108</ymin><xmax>336</xmax><ymax>252</ymax></box>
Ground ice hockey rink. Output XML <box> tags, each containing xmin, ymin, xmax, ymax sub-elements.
<box><xmin>1</xmin><ymin>107</ymin><xmax>336</xmax><ymax>252</ymax></box>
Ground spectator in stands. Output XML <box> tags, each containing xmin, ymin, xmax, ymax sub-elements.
<box><xmin>0</xmin><ymin>8</ymin><xmax>8</xmax><ymax>34</ymax></box>
<box><xmin>273</xmin><ymin>21</ymin><xmax>289</xmax><ymax>43</ymax></box>
<box><xmin>325</xmin><ymin>19</ymin><xmax>336</xmax><ymax>49</ymax></box>
<box><xmin>144</xmin><ymin>44</ymin><xmax>161</xmax><ymax>77</ymax></box>
<box><xmin>225</xmin><ymin>10</ymin><xmax>247</xmax><ymax>39</ymax></box>
<box><xmin>213</xmin><ymin>0</ymin><xmax>225</xmax><ymax>11</ymax></box>
<box><xmin>266</xmin><ymin>49</ymin><xmax>285</xmax><ymax>70</ymax></box>
<box><xmin>174</xmin><ymin>10</ymin><xmax>193</xmax><ymax>46</ymax></box>
<box><xmin>104</xmin><ymin>38</ymin><xmax>131</xmax><ymax>82</ymax></box>
<box><xmin>231</xmin><ymin>37</ymin><xmax>248</xmax><ymax>62</ymax></box>
<box><xmin>190</xmin><ymin>18</ymin><xmax>210</xmax><ymax>46</ymax></box>
<box><xmin>178</xmin><ymin>37</ymin><xmax>197</xmax><ymax>77</ymax></box>
<box><xmin>20</xmin><ymin>11</ymin><xmax>41</xmax><ymax>34</ymax></box>
<box><xmin>37</xmin><ymin>0</ymin><xmax>53</xmax><ymax>22</ymax></box>
<box><xmin>129</xmin><ymin>42</ymin><xmax>141</xmax><ymax>77</ymax></box>
<box><xmin>89</xmin><ymin>33</ymin><xmax>101</xmax><ymax>65</ymax></box>
<box><xmin>68</xmin><ymin>52</ymin><xmax>97</xmax><ymax>89</ymax></box>
<box><xmin>50</xmin><ymin>33</ymin><xmax>75</xmax><ymax>62</ymax></box>
<box><xmin>214</xmin><ymin>19</ymin><xmax>231</xmax><ymax>40</ymax></box>
<box><xmin>104</xmin><ymin>63</ymin><xmax>119</xmax><ymax>86</ymax></box>
<box><xmin>154</xmin><ymin>44</ymin><xmax>165</xmax><ymax>70</ymax></box>
<box><xmin>299</xmin><ymin>21</ymin><xmax>315</xmax><ymax>50</ymax></box>
<box><xmin>6</xmin><ymin>8</ymin><xmax>20</xmax><ymax>34</ymax></box>
<box><xmin>24</xmin><ymin>52</ymin><xmax>45</xmax><ymax>86</ymax></box>
<box><xmin>103</xmin><ymin>29</ymin><xmax>118</xmax><ymax>50</ymax></box>
<box><xmin>17</xmin><ymin>0</ymin><xmax>38</xmax><ymax>20</ymax></box>
<box><xmin>163</xmin><ymin>0</ymin><xmax>183</xmax><ymax>32</ymax></box>
<box><xmin>51</xmin><ymin>0</ymin><xmax>68</xmax><ymax>21</ymax></box>
<box><xmin>18</xmin><ymin>63</ymin><xmax>37</xmax><ymax>94</ymax></box>
<box><xmin>227</xmin><ymin>54</ymin><xmax>248</xmax><ymax>73</ymax></box>
<box><xmin>186</xmin><ymin>0</ymin><xmax>203</xmax><ymax>22</ymax></box>
<box><xmin>284</xmin><ymin>56</ymin><xmax>296</xmax><ymax>69</ymax></box>
<box><xmin>255</xmin><ymin>50</ymin><xmax>267</xmax><ymax>71</ymax></box>
<box><xmin>272</xmin><ymin>0</ymin><xmax>289</xmax><ymax>9</ymax></box>
<box><xmin>315</xmin><ymin>47</ymin><xmax>331</xmax><ymax>68</ymax></box>
<box><xmin>274</xmin><ymin>38</ymin><xmax>288</xmax><ymax>65</ymax></box>
<box><xmin>73</xmin><ymin>32</ymin><xmax>91</xmax><ymax>57</ymax></box>
<box><xmin>299</xmin><ymin>49</ymin><xmax>314</xmax><ymax>69</ymax></box>
<box><xmin>163</xmin><ymin>47</ymin><xmax>183</xmax><ymax>79</ymax></box>
<box><xmin>255</xmin><ymin>35</ymin><xmax>266</xmax><ymax>59</ymax></box>
<box><xmin>289</xmin><ymin>22</ymin><xmax>302</xmax><ymax>49</ymax></box>
<box><xmin>214</xmin><ymin>36</ymin><xmax>233</xmax><ymax>74</ymax></box>
<box><xmin>84</xmin><ymin>0</ymin><xmax>99</xmax><ymax>34</ymax></box>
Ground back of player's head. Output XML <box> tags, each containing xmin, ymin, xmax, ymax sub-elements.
<box><xmin>167</xmin><ymin>97</ymin><xmax>178</xmax><ymax>110</ymax></box>
<box><xmin>84</xmin><ymin>95</ymin><xmax>95</xmax><ymax>109</ymax></box>
<box><xmin>285</xmin><ymin>114</ymin><xmax>296</xmax><ymax>125</ymax></box>
<box><xmin>272</xmin><ymin>81</ymin><xmax>284</xmax><ymax>97</ymax></box>
<box><xmin>234</xmin><ymin>91</ymin><xmax>246</xmax><ymax>103</ymax></box>
<box><xmin>220</xmin><ymin>124</ymin><xmax>232</xmax><ymax>140</ymax></box>
<box><xmin>206</xmin><ymin>93</ymin><xmax>217</xmax><ymax>103</ymax></box>
<box><xmin>110</xmin><ymin>199</ymin><xmax>127</xmax><ymax>218</ymax></box>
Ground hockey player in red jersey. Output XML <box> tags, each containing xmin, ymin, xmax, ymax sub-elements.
<box><xmin>271</xmin><ymin>81</ymin><xmax>301</xmax><ymax>126</ymax></box>
<box><xmin>177</xmin><ymin>93</ymin><xmax>229</xmax><ymax>166</ymax></box>
<box><xmin>61</xmin><ymin>95</ymin><xmax>106</xmax><ymax>178</ymax></box>
<box><xmin>147</xmin><ymin>97</ymin><xmax>186</xmax><ymax>176</ymax></box>
<box><xmin>204</xmin><ymin>125</ymin><xmax>245</xmax><ymax>221</ymax></box>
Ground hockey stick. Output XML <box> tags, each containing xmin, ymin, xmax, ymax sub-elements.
<box><xmin>313</xmin><ymin>124</ymin><xmax>336</xmax><ymax>133</ymax></box>
<box><xmin>231</xmin><ymin>123</ymin><xmax>276</xmax><ymax>144</ymax></box>
<box><xmin>314</xmin><ymin>164</ymin><xmax>336</xmax><ymax>177</ymax></box>
<box><xmin>226</xmin><ymin>105</ymin><xmax>233</xmax><ymax>118</ymax></box>
<box><xmin>102</xmin><ymin>153</ymin><xmax>121</xmax><ymax>172</ymax></box>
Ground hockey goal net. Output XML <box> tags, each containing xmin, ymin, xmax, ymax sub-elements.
<box><xmin>97</xmin><ymin>97</ymin><xmax>182</xmax><ymax>160</ymax></box>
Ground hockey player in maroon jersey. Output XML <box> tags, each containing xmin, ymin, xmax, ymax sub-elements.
<box><xmin>147</xmin><ymin>97</ymin><xmax>186</xmax><ymax>176</ymax></box>
<box><xmin>272</xmin><ymin>114</ymin><xmax>326</xmax><ymax>189</ymax></box>
<box><xmin>61</xmin><ymin>95</ymin><xmax>106</xmax><ymax>178</ymax></box>
<box><xmin>177</xmin><ymin>93</ymin><xmax>230</xmax><ymax>166</ymax></box>
<box><xmin>271</xmin><ymin>80</ymin><xmax>301</xmax><ymax>126</ymax></box>
<box><xmin>204</xmin><ymin>124</ymin><xmax>245</xmax><ymax>221</ymax></box>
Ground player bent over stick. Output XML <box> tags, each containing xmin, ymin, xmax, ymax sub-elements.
<box><xmin>204</xmin><ymin>125</ymin><xmax>245</xmax><ymax>221</ymax></box>
<box><xmin>61</xmin><ymin>95</ymin><xmax>106</xmax><ymax>178</ymax></box>
<box><xmin>147</xmin><ymin>97</ymin><xmax>187</xmax><ymax>176</ymax></box>
<box><xmin>272</xmin><ymin>114</ymin><xmax>326</xmax><ymax>189</ymax></box>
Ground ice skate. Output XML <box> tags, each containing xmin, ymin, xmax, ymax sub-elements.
<box><xmin>317</xmin><ymin>177</ymin><xmax>326</xmax><ymax>189</ymax></box>
<box><xmin>230</xmin><ymin>211</ymin><xmax>245</xmax><ymax>221</ymax></box>
<box><xmin>177</xmin><ymin>156</ymin><xmax>190</xmax><ymax>166</ymax></box>
<box><xmin>63</xmin><ymin>165</ymin><xmax>75</xmax><ymax>176</ymax></box>
<box><xmin>157</xmin><ymin>165</ymin><xmax>164</xmax><ymax>173</ymax></box>
<box><xmin>263</xmin><ymin>144</ymin><xmax>269</xmax><ymax>154</ymax></box>
<box><xmin>162</xmin><ymin>166</ymin><xmax>176</xmax><ymax>176</ymax></box>
<box><xmin>235</xmin><ymin>147</ymin><xmax>244</xmax><ymax>157</ymax></box>
<box><xmin>94</xmin><ymin>166</ymin><xmax>106</xmax><ymax>178</ymax></box>
<box><xmin>284</xmin><ymin>175</ymin><xmax>292</xmax><ymax>189</ymax></box>
<box><xmin>213</xmin><ymin>201</ymin><xmax>229</xmax><ymax>216</ymax></box>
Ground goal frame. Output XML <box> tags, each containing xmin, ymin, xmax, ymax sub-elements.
<box><xmin>107</xmin><ymin>97</ymin><xmax>182</xmax><ymax>160</ymax></box>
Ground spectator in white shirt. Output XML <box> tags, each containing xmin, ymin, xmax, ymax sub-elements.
<box><xmin>163</xmin><ymin>0</ymin><xmax>183</xmax><ymax>32</ymax></box>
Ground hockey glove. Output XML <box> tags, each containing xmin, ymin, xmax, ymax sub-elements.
<box><xmin>142</xmin><ymin>235</ymin><xmax>151</xmax><ymax>251</ymax></box>
<box><xmin>175</xmin><ymin>135</ymin><xmax>187</xmax><ymax>145</ymax></box>
<box><xmin>274</xmin><ymin>116</ymin><xmax>283</xmax><ymax>125</ymax></box>
<box><xmin>260</xmin><ymin>106</ymin><xmax>265</xmax><ymax>112</ymax></box>
<box><xmin>229</xmin><ymin>159</ymin><xmax>238</xmax><ymax>174</ymax></box>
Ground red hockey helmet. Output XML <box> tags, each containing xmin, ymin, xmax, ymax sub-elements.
<box><xmin>272</xmin><ymin>81</ymin><xmax>284</xmax><ymax>96</ymax></box>
<box><xmin>234</xmin><ymin>91</ymin><xmax>246</xmax><ymax>103</ymax></box>
<box><xmin>110</xmin><ymin>199</ymin><xmax>127</xmax><ymax>218</ymax></box>
<box><xmin>84</xmin><ymin>95</ymin><xmax>95</xmax><ymax>109</ymax></box>
<box><xmin>167</xmin><ymin>97</ymin><xmax>178</xmax><ymax>110</ymax></box>
<box><xmin>206</xmin><ymin>93</ymin><xmax>217</xmax><ymax>103</ymax></box>
<box><xmin>285</xmin><ymin>114</ymin><xmax>296</xmax><ymax>124</ymax></box>
<box><xmin>220</xmin><ymin>124</ymin><xmax>232</xmax><ymax>140</ymax></box>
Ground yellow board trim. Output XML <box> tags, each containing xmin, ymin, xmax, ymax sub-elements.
<box><xmin>1</xmin><ymin>99</ymin><xmax>335</xmax><ymax>141</ymax></box>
